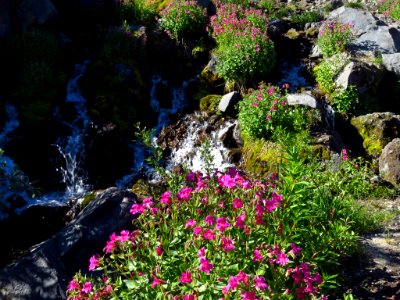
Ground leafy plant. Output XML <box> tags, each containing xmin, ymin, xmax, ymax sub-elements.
<box><xmin>159</xmin><ymin>0</ymin><xmax>208</xmax><ymax>41</ymax></box>
<box><xmin>344</xmin><ymin>1</ymin><xmax>364</xmax><ymax>9</ymax></box>
<box><xmin>291</xmin><ymin>11</ymin><xmax>323</xmax><ymax>28</ymax></box>
<box><xmin>317</xmin><ymin>21</ymin><xmax>353</xmax><ymax>58</ymax></box>
<box><xmin>331</xmin><ymin>85</ymin><xmax>359</xmax><ymax>114</ymax></box>
<box><xmin>209</xmin><ymin>2</ymin><xmax>276</xmax><ymax>87</ymax></box>
<box><xmin>314</xmin><ymin>53</ymin><xmax>349</xmax><ymax>95</ymax></box>
<box><xmin>115</xmin><ymin>0</ymin><xmax>167</xmax><ymax>23</ymax></box>
<box><xmin>238</xmin><ymin>82</ymin><xmax>309</xmax><ymax>140</ymax></box>
<box><xmin>376</xmin><ymin>0</ymin><xmax>400</xmax><ymax>20</ymax></box>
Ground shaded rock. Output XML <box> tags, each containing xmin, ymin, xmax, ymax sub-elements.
<box><xmin>379</xmin><ymin>138</ymin><xmax>400</xmax><ymax>187</ymax></box>
<box><xmin>351</xmin><ymin>112</ymin><xmax>400</xmax><ymax>156</ymax></box>
<box><xmin>218</xmin><ymin>91</ymin><xmax>242</xmax><ymax>116</ymax></box>
<box><xmin>267</xmin><ymin>19</ymin><xmax>286</xmax><ymax>40</ymax></box>
<box><xmin>200</xmin><ymin>56</ymin><xmax>221</xmax><ymax>84</ymax></box>
<box><xmin>327</xmin><ymin>7</ymin><xmax>400</xmax><ymax>56</ymax></box>
<box><xmin>218</xmin><ymin>122</ymin><xmax>243</xmax><ymax>149</ymax></box>
<box><xmin>0</xmin><ymin>188</ymin><xmax>137</xmax><ymax>300</ymax></box>
<box><xmin>382</xmin><ymin>53</ymin><xmax>400</xmax><ymax>77</ymax></box>
<box><xmin>312</xmin><ymin>131</ymin><xmax>344</xmax><ymax>159</ymax></box>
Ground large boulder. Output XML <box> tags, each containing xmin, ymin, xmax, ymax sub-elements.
<box><xmin>382</xmin><ymin>53</ymin><xmax>400</xmax><ymax>77</ymax></box>
<box><xmin>379</xmin><ymin>138</ymin><xmax>400</xmax><ymax>187</ymax></box>
<box><xmin>0</xmin><ymin>0</ymin><xmax>58</xmax><ymax>38</ymax></box>
<box><xmin>218</xmin><ymin>91</ymin><xmax>242</xmax><ymax>116</ymax></box>
<box><xmin>351</xmin><ymin>112</ymin><xmax>400</xmax><ymax>156</ymax></box>
<box><xmin>0</xmin><ymin>188</ymin><xmax>137</xmax><ymax>300</ymax></box>
<box><xmin>328</xmin><ymin>7</ymin><xmax>400</xmax><ymax>56</ymax></box>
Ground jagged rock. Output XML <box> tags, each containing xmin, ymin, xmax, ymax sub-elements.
<box><xmin>218</xmin><ymin>122</ymin><xmax>243</xmax><ymax>149</ymax></box>
<box><xmin>218</xmin><ymin>91</ymin><xmax>242</xmax><ymax>116</ymax></box>
<box><xmin>382</xmin><ymin>53</ymin><xmax>400</xmax><ymax>77</ymax></box>
<box><xmin>0</xmin><ymin>188</ymin><xmax>137</xmax><ymax>300</ymax></box>
<box><xmin>379</xmin><ymin>138</ymin><xmax>400</xmax><ymax>187</ymax></box>
<box><xmin>287</xmin><ymin>93</ymin><xmax>318</xmax><ymax>108</ymax></box>
<box><xmin>335</xmin><ymin>60</ymin><xmax>385</xmax><ymax>97</ymax></box>
<box><xmin>200</xmin><ymin>56</ymin><xmax>221</xmax><ymax>84</ymax></box>
<box><xmin>351</xmin><ymin>112</ymin><xmax>400</xmax><ymax>156</ymax></box>
<box><xmin>0</xmin><ymin>0</ymin><xmax>58</xmax><ymax>38</ymax></box>
<box><xmin>327</xmin><ymin>7</ymin><xmax>400</xmax><ymax>56</ymax></box>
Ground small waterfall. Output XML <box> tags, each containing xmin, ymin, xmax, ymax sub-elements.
<box><xmin>116</xmin><ymin>74</ymin><xmax>196</xmax><ymax>187</ymax></box>
<box><xmin>166</xmin><ymin>112</ymin><xmax>236</xmax><ymax>173</ymax></box>
<box><xmin>55</xmin><ymin>60</ymin><xmax>91</xmax><ymax>198</ymax></box>
<box><xmin>0</xmin><ymin>103</ymin><xmax>19</xmax><ymax>146</ymax></box>
<box><xmin>278</xmin><ymin>62</ymin><xmax>312</xmax><ymax>92</ymax></box>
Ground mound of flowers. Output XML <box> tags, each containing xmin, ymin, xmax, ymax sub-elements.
<box><xmin>67</xmin><ymin>168</ymin><xmax>333</xmax><ymax>299</ymax></box>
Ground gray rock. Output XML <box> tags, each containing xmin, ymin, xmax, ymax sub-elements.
<box><xmin>287</xmin><ymin>93</ymin><xmax>318</xmax><ymax>108</ymax></box>
<box><xmin>0</xmin><ymin>188</ymin><xmax>137</xmax><ymax>300</ymax></box>
<box><xmin>382</xmin><ymin>53</ymin><xmax>400</xmax><ymax>77</ymax></box>
<box><xmin>327</xmin><ymin>7</ymin><xmax>400</xmax><ymax>56</ymax></box>
<box><xmin>218</xmin><ymin>91</ymin><xmax>242</xmax><ymax>116</ymax></box>
<box><xmin>379</xmin><ymin>138</ymin><xmax>400</xmax><ymax>187</ymax></box>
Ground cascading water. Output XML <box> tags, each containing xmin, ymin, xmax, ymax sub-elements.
<box><xmin>55</xmin><ymin>60</ymin><xmax>91</xmax><ymax>198</ymax></box>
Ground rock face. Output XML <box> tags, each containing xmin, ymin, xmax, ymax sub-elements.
<box><xmin>287</xmin><ymin>93</ymin><xmax>318</xmax><ymax>108</ymax></box>
<box><xmin>328</xmin><ymin>7</ymin><xmax>400</xmax><ymax>56</ymax></box>
<box><xmin>382</xmin><ymin>53</ymin><xmax>400</xmax><ymax>77</ymax></box>
<box><xmin>379</xmin><ymin>138</ymin><xmax>400</xmax><ymax>187</ymax></box>
<box><xmin>0</xmin><ymin>0</ymin><xmax>58</xmax><ymax>38</ymax></box>
<box><xmin>218</xmin><ymin>91</ymin><xmax>242</xmax><ymax>116</ymax></box>
<box><xmin>0</xmin><ymin>188</ymin><xmax>137</xmax><ymax>300</ymax></box>
<box><xmin>351</xmin><ymin>112</ymin><xmax>400</xmax><ymax>156</ymax></box>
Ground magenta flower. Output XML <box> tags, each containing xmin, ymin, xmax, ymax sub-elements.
<box><xmin>203</xmin><ymin>229</ymin><xmax>216</xmax><ymax>240</ymax></box>
<box><xmin>151</xmin><ymin>275</ymin><xmax>164</xmax><ymax>288</ymax></box>
<box><xmin>275</xmin><ymin>252</ymin><xmax>289</xmax><ymax>266</ymax></box>
<box><xmin>160</xmin><ymin>191</ymin><xmax>172</xmax><ymax>205</ymax></box>
<box><xmin>290</xmin><ymin>243</ymin><xmax>302</xmax><ymax>256</ymax></box>
<box><xmin>82</xmin><ymin>281</ymin><xmax>92</xmax><ymax>293</ymax></box>
<box><xmin>88</xmin><ymin>255</ymin><xmax>100</xmax><ymax>271</ymax></box>
<box><xmin>253</xmin><ymin>249</ymin><xmax>264</xmax><ymax>262</ymax></box>
<box><xmin>216</xmin><ymin>217</ymin><xmax>230</xmax><ymax>233</ymax></box>
<box><xmin>254</xmin><ymin>276</ymin><xmax>268</xmax><ymax>291</ymax></box>
<box><xmin>235</xmin><ymin>212</ymin><xmax>246</xmax><ymax>229</ymax></box>
<box><xmin>232</xmin><ymin>198</ymin><xmax>243</xmax><ymax>209</ymax></box>
<box><xmin>180</xmin><ymin>271</ymin><xmax>192</xmax><ymax>283</ymax></box>
<box><xmin>193</xmin><ymin>226</ymin><xmax>203</xmax><ymax>237</ymax></box>
<box><xmin>118</xmin><ymin>230</ymin><xmax>130</xmax><ymax>242</ymax></box>
<box><xmin>177</xmin><ymin>187</ymin><xmax>193</xmax><ymax>201</ymax></box>
<box><xmin>105</xmin><ymin>284</ymin><xmax>113</xmax><ymax>293</ymax></box>
<box><xmin>185</xmin><ymin>219</ymin><xmax>196</xmax><ymax>229</ymax></box>
<box><xmin>67</xmin><ymin>280</ymin><xmax>80</xmax><ymax>292</ymax></box>
<box><xmin>199</xmin><ymin>257</ymin><xmax>214</xmax><ymax>274</ymax></box>
<box><xmin>221</xmin><ymin>236</ymin><xmax>235</xmax><ymax>252</ymax></box>
<box><xmin>204</xmin><ymin>215</ymin><xmax>215</xmax><ymax>226</ymax></box>
<box><xmin>219</xmin><ymin>174</ymin><xmax>236</xmax><ymax>188</ymax></box>
<box><xmin>241</xmin><ymin>291</ymin><xmax>259</xmax><ymax>300</ymax></box>
<box><xmin>198</xmin><ymin>247</ymin><xmax>205</xmax><ymax>258</ymax></box>
<box><xmin>155</xmin><ymin>247</ymin><xmax>163</xmax><ymax>256</ymax></box>
<box><xmin>184</xmin><ymin>295</ymin><xmax>195</xmax><ymax>300</ymax></box>
<box><xmin>130</xmin><ymin>203</ymin><xmax>145</xmax><ymax>215</ymax></box>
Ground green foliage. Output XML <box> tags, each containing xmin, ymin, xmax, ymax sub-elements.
<box><xmin>317</xmin><ymin>21</ymin><xmax>353</xmax><ymax>58</ymax></box>
<box><xmin>238</xmin><ymin>82</ymin><xmax>310</xmax><ymax>140</ymax></box>
<box><xmin>115</xmin><ymin>0</ymin><xmax>167</xmax><ymax>23</ymax></box>
<box><xmin>344</xmin><ymin>1</ymin><xmax>364</xmax><ymax>9</ymax></box>
<box><xmin>159</xmin><ymin>0</ymin><xmax>208</xmax><ymax>41</ymax></box>
<box><xmin>199</xmin><ymin>94</ymin><xmax>222</xmax><ymax>113</ymax></box>
<box><xmin>210</xmin><ymin>3</ymin><xmax>276</xmax><ymax>87</ymax></box>
<box><xmin>376</xmin><ymin>0</ymin><xmax>400</xmax><ymax>20</ymax></box>
<box><xmin>314</xmin><ymin>53</ymin><xmax>349</xmax><ymax>94</ymax></box>
<box><xmin>291</xmin><ymin>11</ymin><xmax>323</xmax><ymax>28</ymax></box>
<box><xmin>331</xmin><ymin>85</ymin><xmax>359</xmax><ymax>114</ymax></box>
<box><xmin>81</xmin><ymin>192</ymin><xmax>97</xmax><ymax>209</ymax></box>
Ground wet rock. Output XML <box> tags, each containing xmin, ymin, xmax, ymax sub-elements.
<box><xmin>379</xmin><ymin>138</ymin><xmax>400</xmax><ymax>188</ymax></box>
<box><xmin>0</xmin><ymin>188</ymin><xmax>137</xmax><ymax>300</ymax></box>
<box><xmin>218</xmin><ymin>91</ymin><xmax>242</xmax><ymax>116</ymax></box>
<box><xmin>351</xmin><ymin>112</ymin><xmax>400</xmax><ymax>156</ymax></box>
<box><xmin>382</xmin><ymin>53</ymin><xmax>400</xmax><ymax>77</ymax></box>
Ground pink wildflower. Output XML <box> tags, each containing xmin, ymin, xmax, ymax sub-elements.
<box><xmin>241</xmin><ymin>291</ymin><xmax>259</xmax><ymax>300</ymax></box>
<box><xmin>185</xmin><ymin>219</ymin><xmax>196</xmax><ymax>229</ymax></box>
<box><xmin>253</xmin><ymin>249</ymin><xmax>264</xmax><ymax>262</ymax></box>
<box><xmin>180</xmin><ymin>271</ymin><xmax>192</xmax><ymax>283</ymax></box>
<box><xmin>155</xmin><ymin>247</ymin><xmax>163</xmax><ymax>256</ymax></box>
<box><xmin>67</xmin><ymin>280</ymin><xmax>80</xmax><ymax>292</ymax></box>
<box><xmin>160</xmin><ymin>191</ymin><xmax>172</xmax><ymax>205</ymax></box>
<box><xmin>82</xmin><ymin>281</ymin><xmax>92</xmax><ymax>293</ymax></box>
<box><xmin>204</xmin><ymin>215</ymin><xmax>215</xmax><ymax>226</ymax></box>
<box><xmin>130</xmin><ymin>203</ymin><xmax>145</xmax><ymax>215</ymax></box>
<box><xmin>235</xmin><ymin>212</ymin><xmax>246</xmax><ymax>229</ymax></box>
<box><xmin>199</xmin><ymin>257</ymin><xmax>214</xmax><ymax>274</ymax></box>
<box><xmin>290</xmin><ymin>243</ymin><xmax>302</xmax><ymax>256</ymax></box>
<box><xmin>177</xmin><ymin>187</ymin><xmax>193</xmax><ymax>201</ymax></box>
<box><xmin>88</xmin><ymin>255</ymin><xmax>100</xmax><ymax>271</ymax></box>
<box><xmin>151</xmin><ymin>275</ymin><xmax>164</xmax><ymax>288</ymax></box>
<box><xmin>184</xmin><ymin>295</ymin><xmax>195</xmax><ymax>300</ymax></box>
<box><xmin>216</xmin><ymin>217</ymin><xmax>230</xmax><ymax>233</ymax></box>
<box><xmin>198</xmin><ymin>247</ymin><xmax>205</xmax><ymax>258</ymax></box>
<box><xmin>232</xmin><ymin>198</ymin><xmax>243</xmax><ymax>209</ymax></box>
<box><xmin>276</xmin><ymin>252</ymin><xmax>289</xmax><ymax>266</ymax></box>
<box><xmin>193</xmin><ymin>226</ymin><xmax>203</xmax><ymax>237</ymax></box>
<box><xmin>203</xmin><ymin>229</ymin><xmax>216</xmax><ymax>240</ymax></box>
<box><xmin>221</xmin><ymin>236</ymin><xmax>235</xmax><ymax>252</ymax></box>
<box><xmin>219</xmin><ymin>174</ymin><xmax>236</xmax><ymax>188</ymax></box>
<box><xmin>254</xmin><ymin>276</ymin><xmax>268</xmax><ymax>291</ymax></box>
<box><xmin>118</xmin><ymin>230</ymin><xmax>130</xmax><ymax>242</ymax></box>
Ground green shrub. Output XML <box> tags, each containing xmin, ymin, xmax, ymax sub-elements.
<box><xmin>238</xmin><ymin>82</ymin><xmax>309</xmax><ymax>140</ymax></box>
<box><xmin>159</xmin><ymin>0</ymin><xmax>207</xmax><ymax>41</ymax></box>
<box><xmin>210</xmin><ymin>3</ymin><xmax>276</xmax><ymax>86</ymax></box>
<box><xmin>344</xmin><ymin>1</ymin><xmax>364</xmax><ymax>9</ymax></box>
<box><xmin>331</xmin><ymin>85</ymin><xmax>359</xmax><ymax>114</ymax></box>
<box><xmin>291</xmin><ymin>11</ymin><xmax>323</xmax><ymax>28</ymax></box>
<box><xmin>317</xmin><ymin>20</ymin><xmax>353</xmax><ymax>58</ymax></box>
<box><xmin>376</xmin><ymin>0</ymin><xmax>400</xmax><ymax>20</ymax></box>
<box><xmin>199</xmin><ymin>94</ymin><xmax>222</xmax><ymax>113</ymax></box>
<box><xmin>115</xmin><ymin>0</ymin><xmax>168</xmax><ymax>22</ymax></box>
<box><xmin>314</xmin><ymin>53</ymin><xmax>349</xmax><ymax>94</ymax></box>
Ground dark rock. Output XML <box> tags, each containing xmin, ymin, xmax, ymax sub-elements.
<box><xmin>0</xmin><ymin>188</ymin><xmax>137</xmax><ymax>300</ymax></box>
<box><xmin>268</xmin><ymin>19</ymin><xmax>286</xmax><ymax>40</ymax></box>
<box><xmin>379</xmin><ymin>138</ymin><xmax>400</xmax><ymax>187</ymax></box>
<box><xmin>218</xmin><ymin>91</ymin><xmax>242</xmax><ymax>116</ymax></box>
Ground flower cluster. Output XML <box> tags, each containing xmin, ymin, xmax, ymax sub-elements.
<box><xmin>67</xmin><ymin>168</ymin><xmax>328</xmax><ymax>299</ymax></box>
<box><xmin>376</xmin><ymin>0</ymin><xmax>400</xmax><ymax>21</ymax></box>
<box><xmin>209</xmin><ymin>2</ymin><xmax>276</xmax><ymax>86</ymax></box>
<box><xmin>238</xmin><ymin>82</ymin><xmax>308</xmax><ymax>139</ymax></box>
<box><xmin>159</xmin><ymin>0</ymin><xmax>208</xmax><ymax>41</ymax></box>
<box><xmin>317</xmin><ymin>20</ymin><xmax>353</xmax><ymax>58</ymax></box>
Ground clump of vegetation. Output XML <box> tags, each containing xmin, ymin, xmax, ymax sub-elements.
<box><xmin>314</xmin><ymin>53</ymin><xmax>349</xmax><ymax>94</ymax></box>
<box><xmin>209</xmin><ymin>1</ymin><xmax>276</xmax><ymax>87</ymax></box>
<box><xmin>238</xmin><ymin>82</ymin><xmax>310</xmax><ymax>140</ymax></box>
<box><xmin>376</xmin><ymin>0</ymin><xmax>400</xmax><ymax>20</ymax></box>
<box><xmin>291</xmin><ymin>11</ymin><xmax>323</xmax><ymax>28</ymax></box>
<box><xmin>159</xmin><ymin>0</ymin><xmax>208</xmax><ymax>41</ymax></box>
<box><xmin>331</xmin><ymin>85</ymin><xmax>359</xmax><ymax>114</ymax></box>
<box><xmin>317</xmin><ymin>20</ymin><xmax>353</xmax><ymax>58</ymax></box>
<box><xmin>115</xmin><ymin>0</ymin><xmax>168</xmax><ymax>23</ymax></box>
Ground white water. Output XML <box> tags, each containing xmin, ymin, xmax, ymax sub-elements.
<box><xmin>55</xmin><ymin>60</ymin><xmax>91</xmax><ymax>198</ymax></box>
<box><xmin>278</xmin><ymin>62</ymin><xmax>312</xmax><ymax>92</ymax></box>
<box><xmin>166</xmin><ymin>112</ymin><xmax>236</xmax><ymax>173</ymax></box>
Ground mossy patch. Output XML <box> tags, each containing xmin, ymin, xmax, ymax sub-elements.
<box><xmin>199</xmin><ymin>94</ymin><xmax>222</xmax><ymax>113</ymax></box>
<box><xmin>81</xmin><ymin>192</ymin><xmax>97</xmax><ymax>209</ymax></box>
